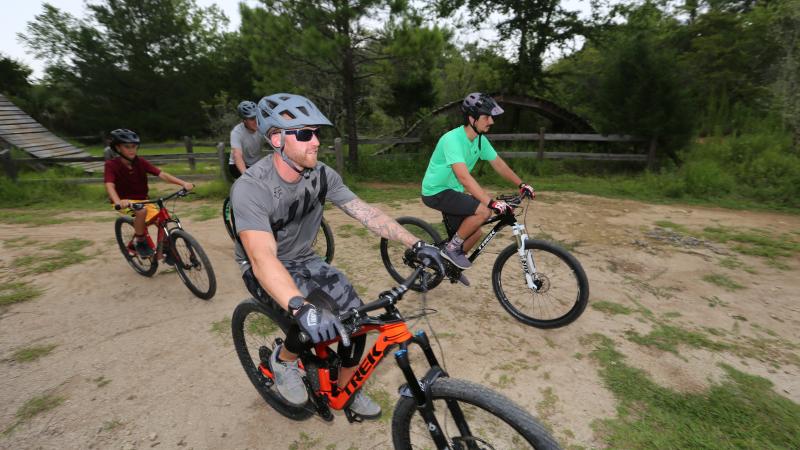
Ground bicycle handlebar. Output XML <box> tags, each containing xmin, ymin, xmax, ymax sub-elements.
<box><xmin>114</xmin><ymin>189</ymin><xmax>190</xmax><ymax>210</ymax></box>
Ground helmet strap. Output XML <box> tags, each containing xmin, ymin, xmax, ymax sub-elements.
<box><xmin>467</xmin><ymin>115</ymin><xmax>483</xmax><ymax>150</ymax></box>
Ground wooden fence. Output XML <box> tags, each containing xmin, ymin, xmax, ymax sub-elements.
<box><xmin>2</xmin><ymin>132</ymin><xmax>653</xmax><ymax>183</ymax></box>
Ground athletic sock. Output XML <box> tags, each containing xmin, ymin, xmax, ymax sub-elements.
<box><xmin>446</xmin><ymin>235</ymin><xmax>465</xmax><ymax>252</ymax></box>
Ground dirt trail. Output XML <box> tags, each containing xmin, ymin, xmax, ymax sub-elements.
<box><xmin>1</xmin><ymin>192</ymin><xmax>798</xmax><ymax>449</ymax></box>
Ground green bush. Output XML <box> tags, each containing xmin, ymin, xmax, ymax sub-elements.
<box><xmin>680</xmin><ymin>159</ymin><xmax>735</xmax><ymax>197</ymax></box>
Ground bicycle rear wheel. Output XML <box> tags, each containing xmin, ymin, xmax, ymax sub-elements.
<box><xmin>222</xmin><ymin>197</ymin><xmax>235</xmax><ymax>241</ymax></box>
<box><xmin>231</xmin><ymin>298</ymin><xmax>313</xmax><ymax>421</ymax></box>
<box><xmin>492</xmin><ymin>240</ymin><xmax>589</xmax><ymax>329</ymax></box>
<box><xmin>380</xmin><ymin>216</ymin><xmax>444</xmax><ymax>292</ymax></box>
<box><xmin>392</xmin><ymin>377</ymin><xmax>560</xmax><ymax>449</ymax></box>
<box><xmin>169</xmin><ymin>229</ymin><xmax>216</xmax><ymax>299</ymax></box>
<box><xmin>312</xmin><ymin>217</ymin><xmax>335</xmax><ymax>263</ymax></box>
<box><xmin>114</xmin><ymin>216</ymin><xmax>158</xmax><ymax>277</ymax></box>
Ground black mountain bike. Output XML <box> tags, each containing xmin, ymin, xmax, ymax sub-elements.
<box><xmin>114</xmin><ymin>189</ymin><xmax>216</xmax><ymax>300</ymax></box>
<box><xmin>380</xmin><ymin>194</ymin><xmax>589</xmax><ymax>329</ymax></box>
<box><xmin>222</xmin><ymin>196</ymin><xmax>335</xmax><ymax>263</ymax></box>
<box><xmin>231</xmin><ymin>261</ymin><xmax>560</xmax><ymax>449</ymax></box>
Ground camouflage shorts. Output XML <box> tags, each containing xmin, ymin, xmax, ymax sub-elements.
<box><xmin>243</xmin><ymin>256</ymin><xmax>362</xmax><ymax>314</ymax></box>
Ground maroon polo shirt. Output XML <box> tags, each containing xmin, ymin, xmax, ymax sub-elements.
<box><xmin>103</xmin><ymin>157</ymin><xmax>161</xmax><ymax>201</ymax></box>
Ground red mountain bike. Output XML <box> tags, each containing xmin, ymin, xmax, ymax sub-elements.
<box><xmin>114</xmin><ymin>189</ymin><xmax>216</xmax><ymax>300</ymax></box>
<box><xmin>231</xmin><ymin>263</ymin><xmax>560</xmax><ymax>449</ymax></box>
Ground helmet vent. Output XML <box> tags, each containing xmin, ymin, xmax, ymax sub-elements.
<box><xmin>296</xmin><ymin>106</ymin><xmax>309</xmax><ymax>116</ymax></box>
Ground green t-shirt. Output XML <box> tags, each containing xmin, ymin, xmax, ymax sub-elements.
<box><xmin>421</xmin><ymin>126</ymin><xmax>497</xmax><ymax>196</ymax></box>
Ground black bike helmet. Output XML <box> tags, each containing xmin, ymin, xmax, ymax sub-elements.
<box><xmin>109</xmin><ymin>129</ymin><xmax>140</xmax><ymax>161</ymax></box>
<box><xmin>110</xmin><ymin>128</ymin><xmax>140</xmax><ymax>146</ymax></box>
<box><xmin>237</xmin><ymin>100</ymin><xmax>257</xmax><ymax>119</ymax></box>
<box><xmin>461</xmin><ymin>93</ymin><xmax>504</xmax><ymax>119</ymax></box>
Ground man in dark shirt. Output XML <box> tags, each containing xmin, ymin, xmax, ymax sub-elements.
<box><xmin>104</xmin><ymin>129</ymin><xmax>194</xmax><ymax>257</ymax></box>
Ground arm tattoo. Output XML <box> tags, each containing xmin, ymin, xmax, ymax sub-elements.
<box><xmin>339</xmin><ymin>198</ymin><xmax>417</xmax><ymax>247</ymax></box>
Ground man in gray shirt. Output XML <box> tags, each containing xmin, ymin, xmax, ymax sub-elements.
<box><xmin>228</xmin><ymin>100</ymin><xmax>266</xmax><ymax>179</ymax></box>
<box><xmin>231</xmin><ymin>93</ymin><xmax>443</xmax><ymax>419</ymax></box>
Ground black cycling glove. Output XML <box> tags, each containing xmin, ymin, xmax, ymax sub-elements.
<box><xmin>295</xmin><ymin>303</ymin><xmax>350</xmax><ymax>347</ymax></box>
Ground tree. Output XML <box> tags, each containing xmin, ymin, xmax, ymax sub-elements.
<box><xmin>241</xmin><ymin>0</ymin><xmax>406</xmax><ymax>167</ymax></box>
<box><xmin>0</xmin><ymin>54</ymin><xmax>33</xmax><ymax>99</ymax></box>
<box><xmin>20</xmin><ymin>0</ymin><xmax>230</xmax><ymax>138</ymax></box>
<box><xmin>434</xmin><ymin>0</ymin><xmax>585</xmax><ymax>94</ymax></box>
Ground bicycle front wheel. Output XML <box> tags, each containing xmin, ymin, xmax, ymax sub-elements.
<box><xmin>379</xmin><ymin>216</ymin><xmax>444</xmax><ymax>292</ymax></box>
<box><xmin>169</xmin><ymin>229</ymin><xmax>217</xmax><ymax>299</ymax></box>
<box><xmin>392</xmin><ymin>377</ymin><xmax>560</xmax><ymax>449</ymax></box>
<box><xmin>231</xmin><ymin>298</ymin><xmax>313</xmax><ymax>421</ymax></box>
<box><xmin>114</xmin><ymin>216</ymin><xmax>158</xmax><ymax>277</ymax></box>
<box><xmin>492</xmin><ymin>240</ymin><xmax>589</xmax><ymax>329</ymax></box>
<box><xmin>312</xmin><ymin>217</ymin><xmax>335</xmax><ymax>263</ymax></box>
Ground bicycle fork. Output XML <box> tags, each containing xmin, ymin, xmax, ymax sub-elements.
<box><xmin>512</xmin><ymin>224</ymin><xmax>539</xmax><ymax>290</ymax></box>
<box><xmin>396</xmin><ymin>330</ymin><xmax>474</xmax><ymax>450</ymax></box>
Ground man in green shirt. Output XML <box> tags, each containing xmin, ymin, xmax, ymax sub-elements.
<box><xmin>421</xmin><ymin>93</ymin><xmax>535</xmax><ymax>284</ymax></box>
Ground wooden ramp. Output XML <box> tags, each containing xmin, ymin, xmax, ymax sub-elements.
<box><xmin>0</xmin><ymin>93</ymin><xmax>103</xmax><ymax>172</ymax></box>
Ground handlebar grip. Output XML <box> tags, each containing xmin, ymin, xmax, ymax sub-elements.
<box><xmin>114</xmin><ymin>204</ymin><xmax>122</xmax><ymax>210</ymax></box>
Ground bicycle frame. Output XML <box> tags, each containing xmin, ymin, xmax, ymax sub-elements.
<box><xmin>257</xmin><ymin>311</ymin><xmax>462</xmax><ymax>447</ymax></box>
<box><xmin>441</xmin><ymin>200</ymin><xmax>541</xmax><ymax>290</ymax></box>
<box><xmin>125</xmin><ymin>196</ymin><xmax>184</xmax><ymax>260</ymax></box>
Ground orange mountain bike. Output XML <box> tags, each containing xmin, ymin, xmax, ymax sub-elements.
<box><xmin>114</xmin><ymin>189</ymin><xmax>216</xmax><ymax>300</ymax></box>
<box><xmin>231</xmin><ymin>264</ymin><xmax>560</xmax><ymax>449</ymax></box>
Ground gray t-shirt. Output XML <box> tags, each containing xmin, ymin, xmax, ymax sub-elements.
<box><xmin>231</xmin><ymin>154</ymin><xmax>356</xmax><ymax>272</ymax></box>
<box><xmin>229</xmin><ymin>122</ymin><xmax>266</xmax><ymax>167</ymax></box>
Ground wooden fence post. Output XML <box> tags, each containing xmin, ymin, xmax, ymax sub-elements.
<box><xmin>537</xmin><ymin>127</ymin><xmax>545</xmax><ymax>161</ymax></box>
<box><xmin>647</xmin><ymin>137</ymin><xmax>658</xmax><ymax>170</ymax></box>
<box><xmin>217</xmin><ymin>142</ymin><xmax>231</xmax><ymax>182</ymax></box>
<box><xmin>334</xmin><ymin>137</ymin><xmax>344</xmax><ymax>174</ymax></box>
<box><xmin>184</xmin><ymin>136</ymin><xmax>196</xmax><ymax>172</ymax></box>
<box><xmin>0</xmin><ymin>148</ymin><xmax>18</xmax><ymax>182</ymax></box>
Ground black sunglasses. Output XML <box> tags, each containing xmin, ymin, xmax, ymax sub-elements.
<box><xmin>285</xmin><ymin>128</ymin><xmax>321</xmax><ymax>142</ymax></box>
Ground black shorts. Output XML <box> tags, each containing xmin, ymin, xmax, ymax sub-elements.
<box><xmin>422</xmin><ymin>189</ymin><xmax>481</xmax><ymax>236</ymax></box>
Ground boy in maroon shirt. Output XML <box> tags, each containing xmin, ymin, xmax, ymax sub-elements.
<box><xmin>104</xmin><ymin>129</ymin><xmax>194</xmax><ymax>257</ymax></box>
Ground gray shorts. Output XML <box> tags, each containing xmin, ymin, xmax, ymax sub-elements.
<box><xmin>243</xmin><ymin>256</ymin><xmax>362</xmax><ymax>314</ymax></box>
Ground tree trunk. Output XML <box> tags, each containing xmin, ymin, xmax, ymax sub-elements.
<box><xmin>342</xmin><ymin>27</ymin><xmax>359</xmax><ymax>169</ymax></box>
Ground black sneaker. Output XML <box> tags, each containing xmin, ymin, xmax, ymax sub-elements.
<box><xmin>134</xmin><ymin>239</ymin><xmax>154</xmax><ymax>258</ymax></box>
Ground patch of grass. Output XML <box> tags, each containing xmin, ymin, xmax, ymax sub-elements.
<box><xmin>2</xmin><ymin>393</ymin><xmax>66</xmax><ymax>436</ymax></box>
<box><xmin>702</xmin><ymin>295</ymin><xmax>728</xmax><ymax>308</ymax></box>
<box><xmin>10</xmin><ymin>344</ymin><xmax>57</xmax><ymax>362</ymax></box>
<box><xmin>246</xmin><ymin>314</ymin><xmax>278</xmax><ymax>336</ymax></box>
<box><xmin>365</xmin><ymin>387</ymin><xmax>393</xmax><ymax>423</ymax></box>
<box><xmin>703</xmin><ymin>226</ymin><xmax>800</xmax><ymax>260</ymax></box>
<box><xmin>93</xmin><ymin>376</ymin><xmax>111</xmax><ymax>388</ymax></box>
<box><xmin>12</xmin><ymin>238</ymin><xmax>94</xmax><ymax>275</ymax></box>
<box><xmin>536</xmin><ymin>231</ymin><xmax>581</xmax><ymax>251</ymax></box>
<box><xmin>625</xmin><ymin>323</ymin><xmax>729</xmax><ymax>356</ymax></box>
<box><xmin>654</xmin><ymin>220</ymin><xmax>690</xmax><ymax>234</ymax></box>
<box><xmin>0</xmin><ymin>281</ymin><xmax>44</xmax><ymax>306</ymax></box>
<box><xmin>591</xmin><ymin>300</ymin><xmax>633</xmax><ymax>315</ymax></box>
<box><xmin>583</xmin><ymin>333</ymin><xmax>800</xmax><ymax>449</ymax></box>
<box><xmin>210</xmin><ymin>317</ymin><xmax>231</xmax><ymax>336</ymax></box>
<box><xmin>187</xmin><ymin>205</ymin><xmax>218</xmax><ymax>222</ymax></box>
<box><xmin>100</xmin><ymin>419</ymin><xmax>123</xmax><ymax>432</ymax></box>
<box><xmin>702</xmin><ymin>273</ymin><xmax>745</xmax><ymax>291</ymax></box>
<box><xmin>3</xmin><ymin>236</ymin><xmax>39</xmax><ymax>248</ymax></box>
<box><xmin>45</xmin><ymin>238</ymin><xmax>92</xmax><ymax>253</ymax></box>
<box><xmin>0</xmin><ymin>209</ymin><xmax>74</xmax><ymax>226</ymax></box>
<box><xmin>289</xmin><ymin>431</ymin><xmax>321</xmax><ymax>450</ymax></box>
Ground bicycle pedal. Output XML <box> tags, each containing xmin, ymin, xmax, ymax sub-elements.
<box><xmin>343</xmin><ymin>408</ymin><xmax>364</xmax><ymax>423</ymax></box>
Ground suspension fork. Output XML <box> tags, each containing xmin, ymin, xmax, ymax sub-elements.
<box><xmin>512</xmin><ymin>224</ymin><xmax>538</xmax><ymax>290</ymax></box>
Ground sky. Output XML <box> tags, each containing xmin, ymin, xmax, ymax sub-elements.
<box><xmin>1</xmin><ymin>0</ymin><xmax>591</xmax><ymax>81</ymax></box>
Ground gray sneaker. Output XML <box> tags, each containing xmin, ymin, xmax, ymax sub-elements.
<box><xmin>269</xmin><ymin>346</ymin><xmax>308</xmax><ymax>405</ymax></box>
<box><xmin>441</xmin><ymin>246</ymin><xmax>472</xmax><ymax>269</ymax></box>
<box><xmin>348</xmin><ymin>390</ymin><xmax>381</xmax><ymax>419</ymax></box>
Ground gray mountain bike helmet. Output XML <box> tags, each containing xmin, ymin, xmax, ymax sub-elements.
<box><xmin>237</xmin><ymin>100</ymin><xmax>257</xmax><ymax>119</ymax></box>
<box><xmin>109</xmin><ymin>128</ymin><xmax>140</xmax><ymax>162</ymax></box>
<box><xmin>256</xmin><ymin>93</ymin><xmax>333</xmax><ymax>177</ymax></box>
<box><xmin>462</xmin><ymin>93</ymin><xmax>504</xmax><ymax>119</ymax></box>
